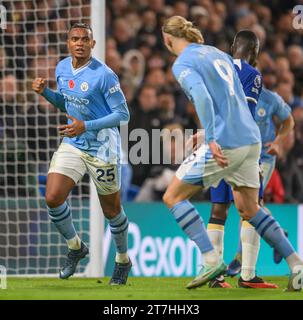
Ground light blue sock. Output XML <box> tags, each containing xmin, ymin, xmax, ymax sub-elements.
<box><xmin>249</xmin><ymin>207</ymin><xmax>294</xmax><ymax>258</ymax></box>
<box><xmin>109</xmin><ymin>208</ymin><xmax>129</xmax><ymax>254</ymax></box>
<box><xmin>47</xmin><ymin>202</ymin><xmax>77</xmax><ymax>240</ymax></box>
<box><xmin>170</xmin><ymin>200</ymin><xmax>213</xmax><ymax>254</ymax></box>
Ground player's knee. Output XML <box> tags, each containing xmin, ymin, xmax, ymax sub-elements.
<box><xmin>45</xmin><ymin>192</ymin><xmax>65</xmax><ymax>208</ymax></box>
<box><xmin>237</xmin><ymin>203</ymin><xmax>259</xmax><ymax>220</ymax></box>
<box><xmin>238</xmin><ymin>210</ymin><xmax>251</xmax><ymax>221</ymax></box>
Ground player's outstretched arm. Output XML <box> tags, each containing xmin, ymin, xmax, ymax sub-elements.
<box><xmin>58</xmin><ymin>104</ymin><xmax>130</xmax><ymax>138</ymax></box>
<box><xmin>32</xmin><ymin>78</ymin><xmax>66</xmax><ymax>112</ymax></box>
<box><xmin>266</xmin><ymin>114</ymin><xmax>294</xmax><ymax>156</ymax></box>
<box><xmin>58</xmin><ymin>106</ymin><xmax>129</xmax><ymax>138</ymax></box>
<box><xmin>85</xmin><ymin>102</ymin><xmax>130</xmax><ymax>131</ymax></box>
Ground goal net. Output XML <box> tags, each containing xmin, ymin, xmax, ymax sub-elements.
<box><xmin>0</xmin><ymin>0</ymin><xmax>101</xmax><ymax>276</ymax></box>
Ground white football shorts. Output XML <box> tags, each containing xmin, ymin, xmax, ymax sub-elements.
<box><xmin>176</xmin><ymin>143</ymin><xmax>261</xmax><ymax>189</ymax></box>
<box><xmin>48</xmin><ymin>143</ymin><xmax>121</xmax><ymax>195</ymax></box>
<box><xmin>260</xmin><ymin>159</ymin><xmax>275</xmax><ymax>189</ymax></box>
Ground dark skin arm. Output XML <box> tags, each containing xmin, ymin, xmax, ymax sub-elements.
<box><xmin>266</xmin><ymin>115</ymin><xmax>294</xmax><ymax>157</ymax></box>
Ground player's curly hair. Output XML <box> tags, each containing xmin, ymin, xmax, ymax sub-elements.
<box><xmin>162</xmin><ymin>16</ymin><xmax>204</xmax><ymax>44</ymax></box>
<box><xmin>69</xmin><ymin>22</ymin><xmax>93</xmax><ymax>35</ymax></box>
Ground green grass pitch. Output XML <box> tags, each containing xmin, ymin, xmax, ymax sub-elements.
<box><xmin>0</xmin><ymin>277</ymin><xmax>302</xmax><ymax>300</ymax></box>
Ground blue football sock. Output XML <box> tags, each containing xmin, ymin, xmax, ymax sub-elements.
<box><xmin>109</xmin><ymin>208</ymin><xmax>129</xmax><ymax>254</ymax></box>
<box><xmin>47</xmin><ymin>202</ymin><xmax>77</xmax><ymax>240</ymax></box>
<box><xmin>249</xmin><ymin>207</ymin><xmax>295</xmax><ymax>259</ymax></box>
<box><xmin>170</xmin><ymin>200</ymin><xmax>213</xmax><ymax>254</ymax></box>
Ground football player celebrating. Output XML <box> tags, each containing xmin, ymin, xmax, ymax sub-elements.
<box><xmin>32</xmin><ymin>23</ymin><xmax>132</xmax><ymax>284</ymax></box>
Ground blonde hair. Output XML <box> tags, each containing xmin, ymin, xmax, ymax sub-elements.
<box><xmin>162</xmin><ymin>16</ymin><xmax>204</xmax><ymax>44</ymax></box>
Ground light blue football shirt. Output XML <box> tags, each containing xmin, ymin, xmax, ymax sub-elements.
<box><xmin>172</xmin><ymin>43</ymin><xmax>261</xmax><ymax>148</ymax></box>
<box><xmin>255</xmin><ymin>88</ymin><xmax>291</xmax><ymax>163</ymax></box>
<box><xmin>53</xmin><ymin>56</ymin><xmax>129</xmax><ymax>163</ymax></box>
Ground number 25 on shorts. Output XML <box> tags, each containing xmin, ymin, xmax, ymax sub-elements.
<box><xmin>96</xmin><ymin>168</ymin><xmax>115</xmax><ymax>182</ymax></box>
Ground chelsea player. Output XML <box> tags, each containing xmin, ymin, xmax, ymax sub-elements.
<box><xmin>161</xmin><ymin>16</ymin><xmax>303</xmax><ymax>290</ymax></box>
<box><xmin>32</xmin><ymin>23</ymin><xmax>132</xmax><ymax>284</ymax></box>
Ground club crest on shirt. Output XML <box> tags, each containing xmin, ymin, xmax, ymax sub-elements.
<box><xmin>254</xmin><ymin>75</ymin><xmax>262</xmax><ymax>88</ymax></box>
<box><xmin>81</xmin><ymin>82</ymin><xmax>89</xmax><ymax>92</ymax></box>
<box><xmin>257</xmin><ymin>107</ymin><xmax>266</xmax><ymax>117</ymax></box>
<box><xmin>68</xmin><ymin>80</ymin><xmax>75</xmax><ymax>89</ymax></box>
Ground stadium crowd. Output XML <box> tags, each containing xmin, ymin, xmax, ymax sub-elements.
<box><xmin>0</xmin><ymin>0</ymin><xmax>303</xmax><ymax>203</ymax></box>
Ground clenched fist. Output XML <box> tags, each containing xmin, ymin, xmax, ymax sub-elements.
<box><xmin>32</xmin><ymin>78</ymin><xmax>47</xmax><ymax>94</ymax></box>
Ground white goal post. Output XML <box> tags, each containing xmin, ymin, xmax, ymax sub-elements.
<box><xmin>0</xmin><ymin>0</ymin><xmax>105</xmax><ymax>277</ymax></box>
<box><xmin>85</xmin><ymin>0</ymin><xmax>105</xmax><ymax>278</ymax></box>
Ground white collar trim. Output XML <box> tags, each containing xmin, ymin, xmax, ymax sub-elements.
<box><xmin>233</xmin><ymin>59</ymin><xmax>242</xmax><ymax>70</ymax></box>
<box><xmin>71</xmin><ymin>58</ymin><xmax>92</xmax><ymax>75</ymax></box>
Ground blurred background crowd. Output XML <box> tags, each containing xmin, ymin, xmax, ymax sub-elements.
<box><xmin>0</xmin><ymin>0</ymin><xmax>303</xmax><ymax>203</ymax></box>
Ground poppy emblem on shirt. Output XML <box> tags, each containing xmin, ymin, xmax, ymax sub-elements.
<box><xmin>81</xmin><ymin>82</ymin><xmax>89</xmax><ymax>91</ymax></box>
<box><xmin>68</xmin><ymin>80</ymin><xmax>75</xmax><ymax>89</ymax></box>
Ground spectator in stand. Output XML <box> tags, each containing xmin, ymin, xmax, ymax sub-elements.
<box><xmin>276</xmin><ymin>82</ymin><xmax>303</xmax><ymax>111</ymax></box>
<box><xmin>253</xmin><ymin>4</ymin><xmax>272</xmax><ymax>31</ymax></box>
<box><xmin>292</xmin><ymin>108</ymin><xmax>303</xmax><ymax>171</ymax></box>
<box><xmin>158</xmin><ymin>88</ymin><xmax>181</xmax><ymax>126</ymax></box>
<box><xmin>137</xmin><ymin>8</ymin><xmax>163</xmax><ymax>50</ymax></box>
<box><xmin>287</xmin><ymin>45</ymin><xmax>303</xmax><ymax>73</ymax></box>
<box><xmin>276</xmin><ymin>129</ymin><xmax>303</xmax><ymax>203</ymax></box>
<box><xmin>105</xmin><ymin>49</ymin><xmax>123</xmax><ymax>77</ymax></box>
<box><xmin>263</xmin><ymin>169</ymin><xmax>285</xmax><ymax>203</ymax></box>
<box><xmin>112</xmin><ymin>18</ymin><xmax>136</xmax><ymax>54</ymax></box>
<box><xmin>0</xmin><ymin>47</ymin><xmax>8</xmax><ymax>79</ymax></box>
<box><xmin>128</xmin><ymin>85</ymin><xmax>161</xmax><ymax>186</ymax></box>
<box><xmin>122</xmin><ymin>49</ymin><xmax>145</xmax><ymax>94</ymax></box>
<box><xmin>251</xmin><ymin>24</ymin><xmax>266</xmax><ymax>49</ymax></box>
<box><xmin>147</xmin><ymin>0</ymin><xmax>165</xmax><ymax>20</ymax></box>
<box><xmin>106</xmin><ymin>37</ymin><xmax>118</xmax><ymax>51</ymax></box>
<box><xmin>172</xmin><ymin>1</ymin><xmax>190</xmax><ymax>19</ymax></box>
<box><xmin>257</xmin><ymin>51</ymin><xmax>276</xmax><ymax>72</ymax></box>
<box><xmin>109</xmin><ymin>0</ymin><xmax>129</xmax><ymax>19</ymax></box>
<box><xmin>0</xmin><ymin>74</ymin><xmax>37</xmax><ymax>197</ymax></box>
<box><xmin>261</xmin><ymin>68</ymin><xmax>277</xmax><ymax>90</ymax></box>
<box><xmin>135</xmin><ymin>122</ymin><xmax>183</xmax><ymax>202</ymax></box>
<box><xmin>275</xmin><ymin>55</ymin><xmax>291</xmax><ymax>78</ymax></box>
<box><xmin>279</xmin><ymin>70</ymin><xmax>295</xmax><ymax>88</ymax></box>
<box><xmin>145</xmin><ymin>68</ymin><xmax>167</xmax><ymax>89</ymax></box>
